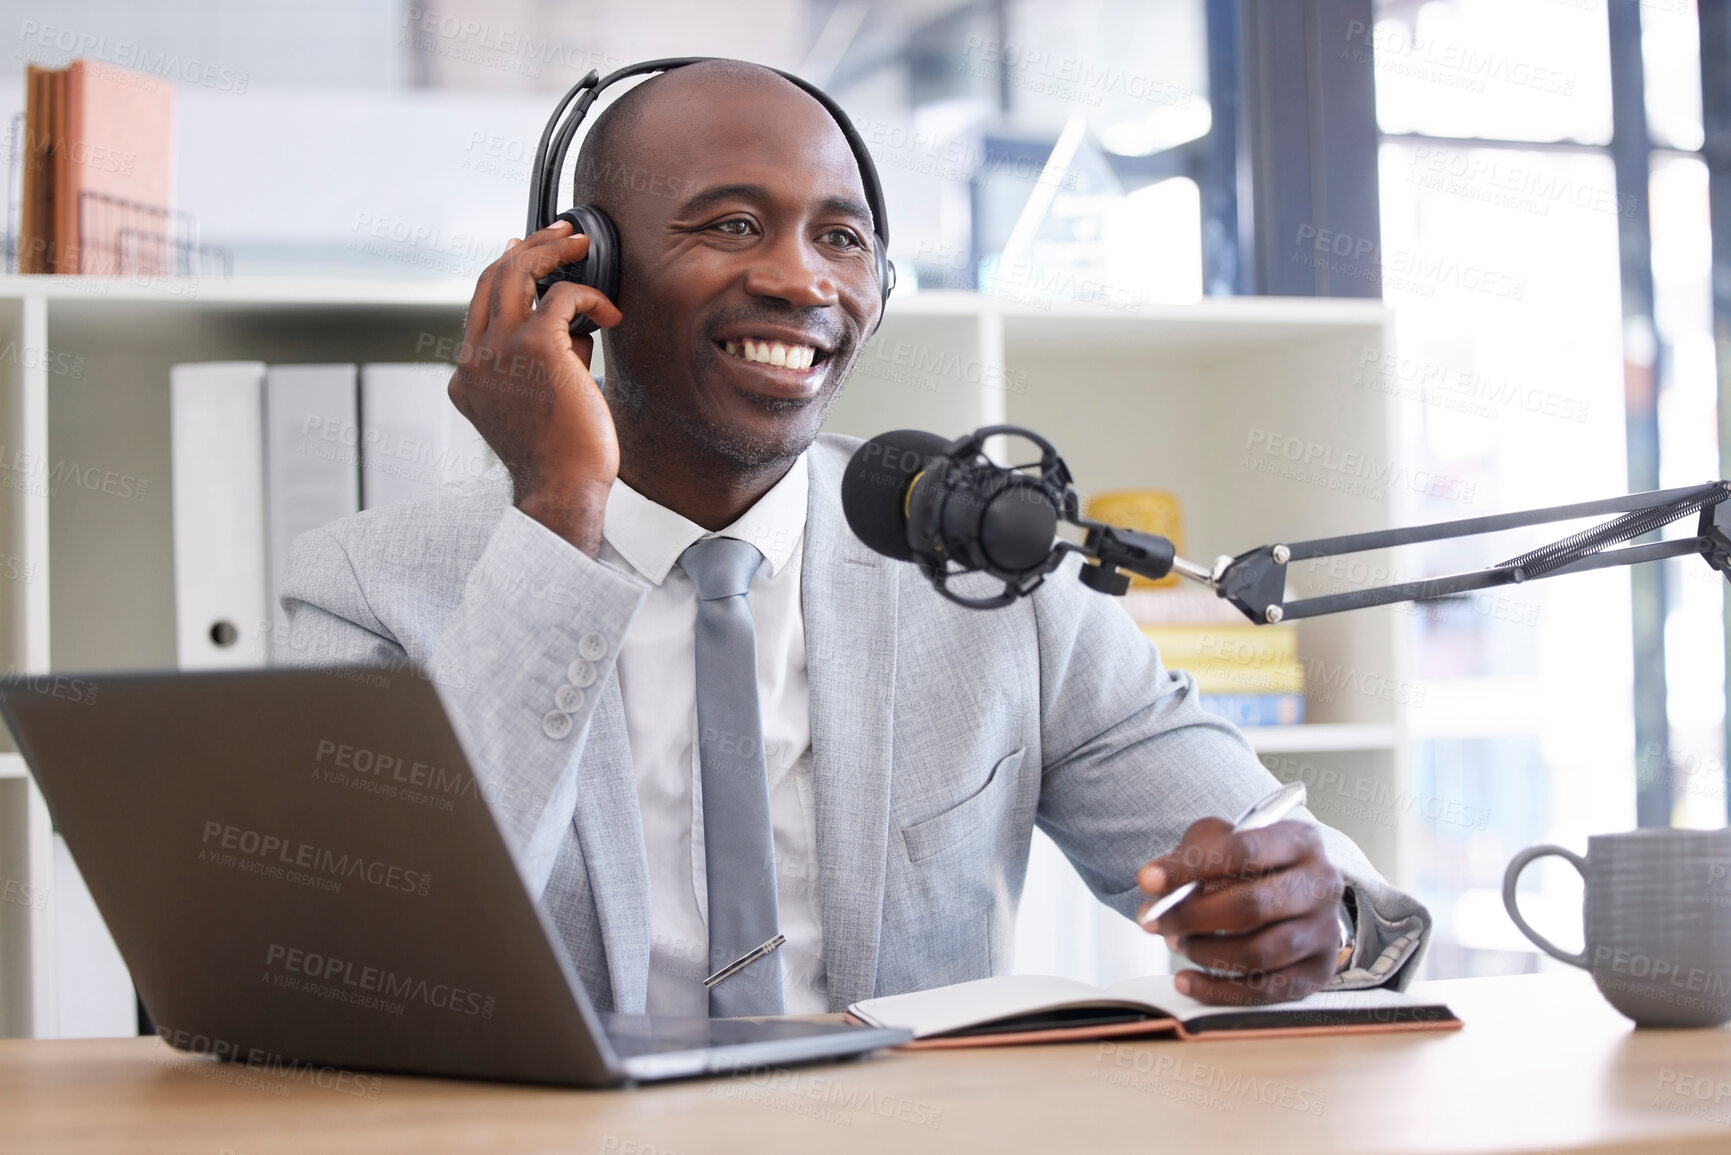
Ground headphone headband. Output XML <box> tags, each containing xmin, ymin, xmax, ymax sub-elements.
<box><xmin>526</xmin><ymin>56</ymin><xmax>890</xmax><ymax>252</ymax></box>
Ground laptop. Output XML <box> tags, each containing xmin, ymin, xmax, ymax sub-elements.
<box><xmin>0</xmin><ymin>666</ymin><xmax>909</xmax><ymax>1086</ymax></box>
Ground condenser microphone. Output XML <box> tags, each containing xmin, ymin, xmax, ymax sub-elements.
<box><xmin>840</xmin><ymin>426</ymin><xmax>1190</xmax><ymax>609</ymax></box>
<box><xmin>839</xmin><ymin>429</ymin><xmax>951</xmax><ymax>562</ymax></box>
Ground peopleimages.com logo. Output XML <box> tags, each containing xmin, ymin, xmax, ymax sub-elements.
<box><xmin>265</xmin><ymin>943</ymin><xmax>496</xmax><ymax>1019</ymax></box>
<box><xmin>153</xmin><ymin>1027</ymin><xmax>382</xmax><ymax>1098</ymax></box>
<box><xmin>199</xmin><ymin>820</ymin><xmax>432</xmax><ymax>897</ymax></box>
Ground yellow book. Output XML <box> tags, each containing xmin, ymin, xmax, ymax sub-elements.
<box><xmin>1086</xmin><ymin>491</ymin><xmax>1183</xmax><ymax>589</ymax></box>
<box><xmin>1139</xmin><ymin>623</ymin><xmax>1298</xmax><ymax>666</ymax></box>
<box><xmin>1172</xmin><ymin>659</ymin><xmax>1305</xmax><ymax>696</ymax></box>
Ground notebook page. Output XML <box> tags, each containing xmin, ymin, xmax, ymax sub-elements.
<box><xmin>850</xmin><ymin>974</ymin><xmax>1132</xmax><ymax>1038</ymax></box>
<box><xmin>1104</xmin><ymin>973</ymin><xmax>1428</xmax><ymax>1024</ymax></box>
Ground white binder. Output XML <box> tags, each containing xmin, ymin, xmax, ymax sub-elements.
<box><xmin>359</xmin><ymin>363</ymin><xmax>490</xmax><ymax>510</ymax></box>
<box><xmin>169</xmin><ymin>362</ymin><xmax>268</xmax><ymax>669</ymax></box>
<box><xmin>263</xmin><ymin>364</ymin><xmax>361</xmax><ymax>658</ymax></box>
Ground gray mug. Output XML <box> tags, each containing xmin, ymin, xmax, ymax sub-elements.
<box><xmin>1503</xmin><ymin>828</ymin><xmax>1731</xmax><ymax>1028</ymax></box>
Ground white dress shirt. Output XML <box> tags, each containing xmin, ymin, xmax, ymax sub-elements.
<box><xmin>599</xmin><ymin>454</ymin><xmax>828</xmax><ymax>1016</ymax></box>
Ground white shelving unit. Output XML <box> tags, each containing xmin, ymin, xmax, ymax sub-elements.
<box><xmin>0</xmin><ymin>277</ymin><xmax>1409</xmax><ymax>1033</ymax></box>
<box><xmin>1246</xmin><ymin>724</ymin><xmax>1402</xmax><ymax>754</ymax></box>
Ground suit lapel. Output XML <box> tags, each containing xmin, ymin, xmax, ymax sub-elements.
<box><xmin>568</xmin><ymin>670</ymin><xmax>651</xmax><ymax>1013</ymax></box>
<box><xmin>803</xmin><ymin>445</ymin><xmax>899</xmax><ymax>1009</ymax></box>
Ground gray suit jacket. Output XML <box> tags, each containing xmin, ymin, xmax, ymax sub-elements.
<box><xmin>280</xmin><ymin>433</ymin><xmax>1430</xmax><ymax>1013</ymax></box>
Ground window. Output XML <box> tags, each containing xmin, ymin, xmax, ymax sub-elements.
<box><xmin>1374</xmin><ymin>0</ymin><xmax>1723</xmax><ymax>978</ymax></box>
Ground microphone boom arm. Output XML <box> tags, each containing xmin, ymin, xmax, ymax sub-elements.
<box><xmin>1136</xmin><ymin>480</ymin><xmax>1731</xmax><ymax>625</ymax></box>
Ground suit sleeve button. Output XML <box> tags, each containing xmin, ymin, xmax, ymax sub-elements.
<box><xmin>554</xmin><ymin>684</ymin><xmax>584</xmax><ymax>713</ymax></box>
<box><xmin>541</xmin><ymin>710</ymin><xmax>574</xmax><ymax>740</ymax></box>
<box><xmin>578</xmin><ymin>632</ymin><xmax>607</xmax><ymax>661</ymax></box>
<box><xmin>566</xmin><ymin>658</ymin><xmax>597</xmax><ymax>688</ymax></box>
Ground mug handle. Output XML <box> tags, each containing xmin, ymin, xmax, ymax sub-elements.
<box><xmin>1502</xmin><ymin>844</ymin><xmax>1590</xmax><ymax>968</ymax></box>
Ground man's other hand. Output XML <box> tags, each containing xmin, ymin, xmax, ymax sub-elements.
<box><xmin>1137</xmin><ymin>817</ymin><xmax>1344</xmax><ymax>1006</ymax></box>
<box><xmin>448</xmin><ymin>220</ymin><xmax>625</xmax><ymax>556</ymax></box>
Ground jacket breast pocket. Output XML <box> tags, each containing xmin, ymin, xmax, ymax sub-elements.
<box><xmin>901</xmin><ymin>747</ymin><xmax>1026</xmax><ymax>863</ymax></box>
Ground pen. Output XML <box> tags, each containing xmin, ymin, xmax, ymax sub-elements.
<box><xmin>703</xmin><ymin>933</ymin><xmax>786</xmax><ymax>991</ymax></box>
<box><xmin>1136</xmin><ymin>780</ymin><xmax>1309</xmax><ymax>928</ymax></box>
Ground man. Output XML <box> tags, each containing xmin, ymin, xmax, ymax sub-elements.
<box><xmin>282</xmin><ymin>60</ymin><xmax>1428</xmax><ymax>1018</ymax></box>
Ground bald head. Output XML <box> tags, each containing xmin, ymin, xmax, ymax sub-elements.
<box><xmin>569</xmin><ymin>60</ymin><xmax>863</xmax><ymax>223</ymax></box>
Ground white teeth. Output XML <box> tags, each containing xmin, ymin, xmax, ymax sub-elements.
<box><xmin>723</xmin><ymin>338</ymin><xmax>818</xmax><ymax>369</ymax></box>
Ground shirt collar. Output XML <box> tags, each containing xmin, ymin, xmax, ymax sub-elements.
<box><xmin>602</xmin><ymin>452</ymin><xmax>808</xmax><ymax>585</ymax></box>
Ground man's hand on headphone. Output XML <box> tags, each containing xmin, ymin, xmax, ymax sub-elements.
<box><xmin>448</xmin><ymin>219</ymin><xmax>624</xmax><ymax>557</ymax></box>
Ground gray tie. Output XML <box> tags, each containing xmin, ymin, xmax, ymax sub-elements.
<box><xmin>678</xmin><ymin>536</ymin><xmax>783</xmax><ymax>1017</ymax></box>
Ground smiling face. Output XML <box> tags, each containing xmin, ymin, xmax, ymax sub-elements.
<box><xmin>594</xmin><ymin>65</ymin><xmax>882</xmax><ymax>479</ymax></box>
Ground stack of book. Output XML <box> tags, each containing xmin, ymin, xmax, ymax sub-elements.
<box><xmin>1087</xmin><ymin>489</ymin><xmax>1304</xmax><ymax>727</ymax></box>
<box><xmin>1121</xmin><ymin>587</ymin><xmax>1305</xmax><ymax>726</ymax></box>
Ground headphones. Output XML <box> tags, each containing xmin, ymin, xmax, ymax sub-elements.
<box><xmin>526</xmin><ymin>56</ymin><xmax>896</xmax><ymax>338</ymax></box>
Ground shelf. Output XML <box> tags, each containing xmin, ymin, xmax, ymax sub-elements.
<box><xmin>0</xmin><ymin>277</ymin><xmax>1391</xmax><ymax>334</ymax></box>
<box><xmin>1243</xmin><ymin>724</ymin><xmax>1400</xmax><ymax>754</ymax></box>
<box><xmin>0</xmin><ymin>274</ymin><xmax>475</xmax><ymax>306</ymax></box>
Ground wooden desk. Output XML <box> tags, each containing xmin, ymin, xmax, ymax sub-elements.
<box><xmin>5</xmin><ymin>973</ymin><xmax>1731</xmax><ymax>1154</ymax></box>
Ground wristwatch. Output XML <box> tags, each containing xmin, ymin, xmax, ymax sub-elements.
<box><xmin>1334</xmin><ymin>892</ymin><xmax>1359</xmax><ymax>974</ymax></box>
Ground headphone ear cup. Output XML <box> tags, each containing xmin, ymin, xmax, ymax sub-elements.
<box><xmin>870</xmin><ymin>246</ymin><xmax>895</xmax><ymax>336</ymax></box>
<box><xmin>534</xmin><ymin>204</ymin><xmax>622</xmax><ymax>338</ymax></box>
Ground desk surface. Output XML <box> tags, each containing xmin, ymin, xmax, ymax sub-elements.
<box><xmin>5</xmin><ymin>973</ymin><xmax>1731</xmax><ymax>1154</ymax></box>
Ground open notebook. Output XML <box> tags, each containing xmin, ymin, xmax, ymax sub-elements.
<box><xmin>846</xmin><ymin>973</ymin><xmax>1460</xmax><ymax>1049</ymax></box>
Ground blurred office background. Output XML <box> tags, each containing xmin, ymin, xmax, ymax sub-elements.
<box><xmin>2</xmin><ymin>0</ymin><xmax>1726</xmax><ymax>995</ymax></box>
